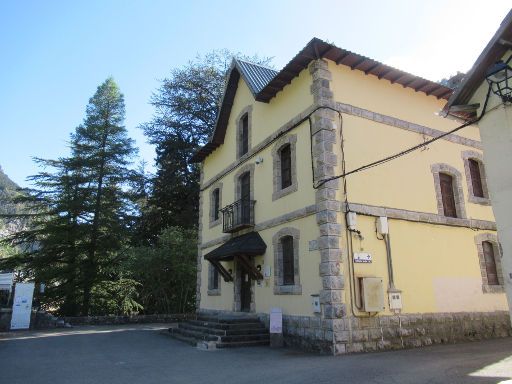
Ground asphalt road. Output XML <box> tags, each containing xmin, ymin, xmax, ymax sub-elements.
<box><xmin>0</xmin><ymin>324</ymin><xmax>511</xmax><ymax>384</ymax></box>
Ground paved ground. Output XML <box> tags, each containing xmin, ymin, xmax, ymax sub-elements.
<box><xmin>0</xmin><ymin>324</ymin><xmax>511</xmax><ymax>384</ymax></box>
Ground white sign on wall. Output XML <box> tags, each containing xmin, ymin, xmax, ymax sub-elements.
<box><xmin>10</xmin><ymin>282</ymin><xmax>35</xmax><ymax>330</ymax></box>
<box><xmin>269</xmin><ymin>307</ymin><xmax>282</xmax><ymax>334</ymax></box>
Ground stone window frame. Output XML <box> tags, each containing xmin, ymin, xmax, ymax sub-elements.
<box><xmin>431</xmin><ymin>163</ymin><xmax>467</xmax><ymax>219</ymax></box>
<box><xmin>208</xmin><ymin>182</ymin><xmax>223</xmax><ymax>228</ymax></box>
<box><xmin>474</xmin><ymin>233</ymin><xmax>504</xmax><ymax>293</ymax></box>
<box><xmin>236</xmin><ymin>105</ymin><xmax>253</xmax><ymax>160</ymax></box>
<box><xmin>273</xmin><ymin>227</ymin><xmax>302</xmax><ymax>295</ymax></box>
<box><xmin>271</xmin><ymin>134</ymin><xmax>298</xmax><ymax>201</ymax></box>
<box><xmin>234</xmin><ymin>163</ymin><xmax>255</xmax><ymax>201</ymax></box>
<box><xmin>207</xmin><ymin>262</ymin><xmax>221</xmax><ymax>296</ymax></box>
<box><xmin>461</xmin><ymin>150</ymin><xmax>491</xmax><ymax>205</ymax></box>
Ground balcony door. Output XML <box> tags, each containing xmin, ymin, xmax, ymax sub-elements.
<box><xmin>240</xmin><ymin>172</ymin><xmax>251</xmax><ymax>224</ymax></box>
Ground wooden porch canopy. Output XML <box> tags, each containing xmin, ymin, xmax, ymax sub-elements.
<box><xmin>204</xmin><ymin>232</ymin><xmax>266</xmax><ymax>281</ymax></box>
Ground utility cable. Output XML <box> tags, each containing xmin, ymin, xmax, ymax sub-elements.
<box><xmin>314</xmin><ymin>85</ymin><xmax>493</xmax><ymax>189</ymax></box>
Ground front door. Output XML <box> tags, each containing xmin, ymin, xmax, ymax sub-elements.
<box><xmin>240</xmin><ymin>270</ymin><xmax>252</xmax><ymax>312</ymax></box>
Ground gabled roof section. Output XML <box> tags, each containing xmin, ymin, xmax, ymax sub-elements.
<box><xmin>190</xmin><ymin>59</ymin><xmax>277</xmax><ymax>163</ymax></box>
<box><xmin>443</xmin><ymin>9</ymin><xmax>512</xmax><ymax>120</ymax></box>
<box><xmin>236</xmin><ymin>59</ymin><xmax>278</xmax><ymax>95</ymax></box>
<box><xmin>191</xmin><ymin>38</ymin><xmax>454</xmax><ymax>163</ymax></box>
<box><xmin>257</xmin><ymin>38</ymin><xmax>453</xmax><ymax>102</ymax></box>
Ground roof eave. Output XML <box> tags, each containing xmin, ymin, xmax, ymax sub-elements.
<box><xmin>443</xmin><ymin>9</ymin><xmax>512</xmax><ymax>117</ymax></box>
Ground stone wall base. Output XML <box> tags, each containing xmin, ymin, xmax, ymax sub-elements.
<box><xmin>338</xmin><ymin>311</ymin><xmax>511</xmax><ymax>354</ymax></box>
<box><xmin>199</xmin><ymin>308</ymin><xmax>511</xmax><ymax>355</ymax></box>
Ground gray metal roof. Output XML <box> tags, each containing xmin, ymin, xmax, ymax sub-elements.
<box><xmin>234</xmin><ymin>59</ymin><xmax>278</xmax><ymax>95</ymax></box>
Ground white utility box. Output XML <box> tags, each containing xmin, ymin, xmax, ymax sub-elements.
<box><xmin>347</xmin><ymin>212</ymin><xmax>357</xmax><ymax>230</ymax></box>
<box><xmin>388</xmin><ymin>291</ymin><xmax>403</xmax><ymax>311</ymax></box>
<box><xmin>376</xmin><ymin>216</ymin><xmax>389</xmax><ymax>235</ymax></box>
<box><xmin>359</xmin><ymin>277</ymin><xmax>385</xmax><ymax>312</ymax></box>
<box><xmin>263</xmin><ymin>265</ymin><xmax>272</xmax><ymax>279</ymax></box>
<box><xmin>311</xmin><ymin>294</ymin><xmax>321</xmax><ymax>313</ymax></box>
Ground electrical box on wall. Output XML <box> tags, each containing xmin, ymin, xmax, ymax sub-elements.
<box><xmin>311</xmin><ymin>294</ymin><xmax>321</xmax><ymax>313</ymax></box>
<box><xmin>359</xmin><ymin>277</ymin><xmax>385</xmax><ymax>312</ymax></box>
<box><xmin>388</xmin><ymin>291</ymin><xmax>403</xmax><ymax>311</ymax></box>
<box><xmin>347</xmin><ymin>212</ymin><xmax>357</xmax><ymax>230</ymax></box>
<box><xmin>263</xmin><ymin>265</ymin><xmax>272</xmax><ymax>279</ymax></box>
<box><xmin>376</xmin><ymin>216</ymin><xmax>389</xmax><ymax>235</ymax></box>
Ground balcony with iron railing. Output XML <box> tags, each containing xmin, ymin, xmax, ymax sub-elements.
<box><xmin>220</xmin><ymin>199</ymin><xmax>256</xmax><ymax>233</ymax></box>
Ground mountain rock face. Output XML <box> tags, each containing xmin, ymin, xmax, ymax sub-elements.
<box><xmin>0</xmin><ymin>166</ymin><xmax>23</xmax><ymax>236</ymax></box>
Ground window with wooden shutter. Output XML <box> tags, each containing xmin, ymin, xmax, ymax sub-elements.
<box><xmin>280</xmin><ymin>144</ymin><xmax>292</xmax><ymax>189</ymax></box>
<box><xmin>281</xmin><ymin>236</ymin><xmax>294</xmax><ymax>285</ymax></box>
<box><xmin>439</xmin><ymin>173</ymin><xmax>457</xmax><ymax>218</ymax></box>
<box><xmin>469</xmin><ymin>159</ymin><xmax>484</xmax><ymax>198</ymax></box>
<box><xmin>212</xmin><ymin>188</ymin><xmax>220</xmax><ymax>221</ymax></box>
<box><xmin>482</xmin><ymin>241</ymin><xmax>499</xmax><ymax>285</ymax></box>
<box><xmin>241</xmin><ymin>114</ymin><xmax>249</xmax><ymax>156</ymax></box>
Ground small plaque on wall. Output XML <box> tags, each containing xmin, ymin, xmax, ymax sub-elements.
<box><xmin>353</xmin><ymin>252</ymin><xmax>372</xmax><ymax>263</ymax></box>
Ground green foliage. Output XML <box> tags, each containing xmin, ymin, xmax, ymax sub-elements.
<box><xmin>139</xmin><ymin>50</ymin><xmax>272</xmax><ymax>240</ymax></box>
<box><xmin>90</xmin><ymin>279</ymin><xmax>143</xmax><ymax>316</ymax></box>
<box><xmin>0</xmin><ymin>78</ymin><xmax>137</xmax><ymax>316</ymax></box>
<box><xmin>124</xmin><ymin>227</ymin><xmax>197</xmax><ymax>314</ymax></box>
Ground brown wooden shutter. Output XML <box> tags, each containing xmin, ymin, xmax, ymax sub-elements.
<box><xmin>282</xmin><ymin>236</ymin><xmax>294</xmax><ymax>285</ymax></box>
<box><xmin>280</xmin><ymin>144</ymin><xmax>292</xmax><ymax>189</ymax></box>
<box><xmin>469</xmin><ymin>159</ymin><xmax>484</xmax><ymax>198</ymax></box>
<box><xmin>241</xmin><ymin>114</ymin><xmax>249</xmax><ymax>156</ymax></box>
<box><xmin>482</xmin><ymin>241</ymin><xmax>499</xmax><ymax>285</ymax></box>
<box><xmin>439</xmin><ymin>173</ymin><xmax>457</xmax><ymax>218</ymax></box>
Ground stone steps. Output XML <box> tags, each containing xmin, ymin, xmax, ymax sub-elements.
<box><xmin>168</xmin><ymin>313</ymin><xmax>269</xmax><ymax>349</ymax></box>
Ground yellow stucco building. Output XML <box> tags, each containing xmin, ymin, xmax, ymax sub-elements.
<box><xmin>191</xmin><ymin>38</ymin><xmax>511</xmax><ymax>353</ymax></box>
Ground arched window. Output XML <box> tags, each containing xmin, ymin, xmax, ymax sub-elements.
<box><xmin>273</xmin><ymin>228</ymin><xmax>301</xmax><ymax>295</ymax></box>
<box><xmin>439</xmin><ymin>172</ymin><xmax>457</xmax><ymax>218</ymax></box>
<box><xmin>209</xmin><ymin>183</ymin><xmax>222</xmax><ymax>228</ymax></box>
<box><xmin>240</xmin><ymin>114</ymin><xmax>249</xmax><ymax>156</ymax></box>
<box><xmin>212</xmin><ymin>188</ymin><xmax>220</xmax><ymax>221</ymax></box>
<box><xmin>271</xmin><ymin>134</ymin><xmax>298</xmax><ymax>200</ymax></box>
<box><xmin>475</xmin><ymin>234</ymin><xmax>503</xmax><ymax>293</ymax></box>
<box><xmin>236</xmin><ymin>106</ymin><xmax>252</xmax><ymax>159</ymax></box>
<box><xmin>468</xmin><ymin>159</ymin><xmax>484</xmax><ymax>198</ymax></box>
<box><xmin>462</xmin><ymin>151</ymin><xmax>490</xmax><ymax>205</ymax></box>
<box><xmin>280</xmin><ymin>144</ymin><xmax>292</xmax><ymax>189</ymax></box>
<box><xmin>431</xmin><ymin>163</ymin><xmax>466</xmax><ymax>219</ymax></box>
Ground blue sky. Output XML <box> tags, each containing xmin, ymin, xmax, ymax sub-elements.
<box><xmin>0</xmin><ymin>1</ymin><xmax>510</xmax><ymax>187</ymax></box>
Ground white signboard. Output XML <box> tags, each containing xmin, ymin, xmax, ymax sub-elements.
<box><xmin>0</xmin><ymin>272</ymin><xmax>14</xmax><ymax>291</ymax></box>
<box><xmin>269</xmin><ymin>307</ymin><xmax>282</xmax><ymax>334</ymax></box>
<box><xmin>10</xmin><ymin>282</ymin><xmax>35</xmax><ymax>330</ymax></box>
<box><xmin>353</xmin><ymin>252</ymin><xmax>372</xmax><ymax>263</ymax></box>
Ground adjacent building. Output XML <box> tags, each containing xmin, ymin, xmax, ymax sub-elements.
<box><xmin>192</xmin><ymin>38</ymin><xmax>510</xmax><ymax>353</ymax></box>
<box><xmin>443</xmin><ymin>9</ymin><xmax>512</xmax><ymax>323</ymax></box>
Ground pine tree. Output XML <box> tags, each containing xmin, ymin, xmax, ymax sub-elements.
<box><xmin>1</xmin><ymin>78</ymin><xmax>137</xmax><ymax>316</ymax></box>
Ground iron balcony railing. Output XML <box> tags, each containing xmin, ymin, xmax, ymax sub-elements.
<box><xmin>220</xmin><ymin>199</ymin><xmax>256</xmax><ymax>233</ymax></box>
